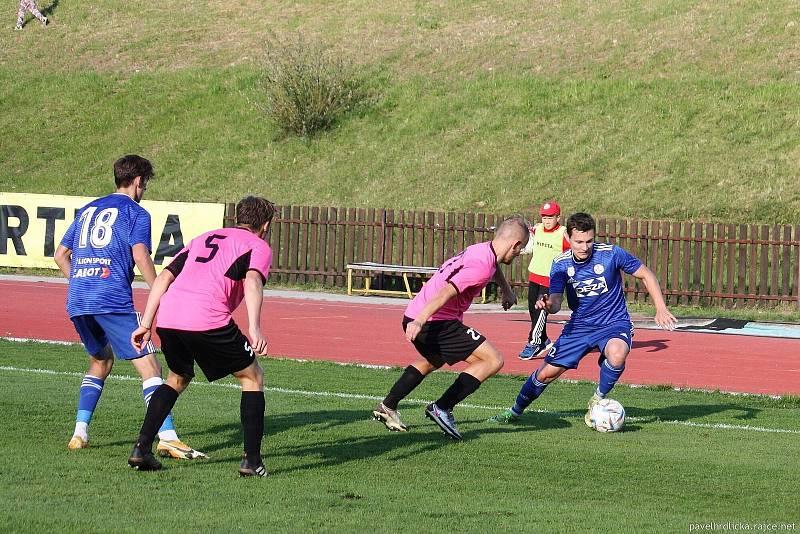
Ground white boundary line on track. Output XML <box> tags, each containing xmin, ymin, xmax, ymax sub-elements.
<box><xmin>1</xmin><ymin>363</ymin><xmax>798</xmax><ymax>435</ymax></box>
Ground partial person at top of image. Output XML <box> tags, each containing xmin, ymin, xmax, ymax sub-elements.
<box><xmin>14</xmin><ymin>0</ymin><xmax>48</xmax><ymax>30</ymax></box>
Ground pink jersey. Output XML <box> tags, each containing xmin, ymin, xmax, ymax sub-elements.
<box><xmin>405</xmin><ymin>241</ymin><xmax>498</xmax><ymax>322</ymax></box>
<box><xmin>157</xmin><ymin>227</ymin><xmax>272</xmax><ymax>331</ymax></box>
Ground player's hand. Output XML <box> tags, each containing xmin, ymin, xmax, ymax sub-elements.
<box><xmin>131</xmin><ymin>326</ymin><xmax>152</xmax><ymax>352</ymax></box>
<box><xmin>249</xmin><ymin>327</ymin><xmax>268</xmax><ymax>356</ymax></box>
<box><xmin>535</xmin><ymin>294</ymin><xmax>551</xmax><ymax>312</ymax></box>
<box><xmin>655</xmin><ymin>308</ymin><xmax>678</xmax><ymax>331</ymax></box>
<box><xmin>405</xmin><ymin>320</ymin><xmax>423</xmax><ymax>342</ymax></box>
<box><xmin>500</xmin><ymin>288</ymin><xmax>517</xmax><ymax>311</ymax></box>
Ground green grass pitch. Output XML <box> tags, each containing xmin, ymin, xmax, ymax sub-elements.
<box><xmin>1</xmin><ymin>339</ymin><xmax>798</xmax><ymax>532</ymax></box>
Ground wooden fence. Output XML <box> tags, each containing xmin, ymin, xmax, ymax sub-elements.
<box><xmin>224</xmin><ymin>204</ymin><xmax>800</xmax><ymax>308</ymax></box>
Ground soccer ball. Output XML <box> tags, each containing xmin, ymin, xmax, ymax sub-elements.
<box><xmin>590</xmin><ymin>398</ymin><xmax>625</xmax><ymax>432</ymax></box>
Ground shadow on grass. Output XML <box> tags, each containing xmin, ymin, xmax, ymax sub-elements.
<box><xmin>628</xmin><ymin>402</ymin><xmax>762</xmax><ymax>423</ymax></box>
<box><xmin>185</xmin><ymin>408</ymin><xmax>570</xmax><ymax>474</ymax></box>
<box><xmin>42</xmin><ymin>0</ymin><xmax>59</xmax><ymax>17</ymax></box>
<box><xmin>557</xmin><ymin>402</ymin><xmax>761</xmax><ymax>425</ymax></box>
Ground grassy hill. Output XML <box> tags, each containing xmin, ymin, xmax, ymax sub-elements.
<box><xmin>1</xmin><ymin>0</ymin><xmax>799</xmax><ymax>223</ymax></box>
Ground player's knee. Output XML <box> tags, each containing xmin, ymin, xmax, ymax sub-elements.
<box><xmin>89</xmin><ymin>355</ymin><xmax>114</xmax><ymax>377</ymax></box>
<box><xmin>603</xmin><ymin>349</ymin><xmax>628</xmax><ymax>368</ymax></box>
<box><xmin>235</xmin><ymin>362</ymin><xmax>264</xmax><ymax>391</ymax></box>
<box><xmin>482</xmin><ymin>349</ymin><xmax>503</xmax><ymax>373</ymax></box>
<box><xmin>536</xmin><ymin>364</ymin><xmax>563</xmax><ymax>383</ymax></box>
<box><xmin>492</xmin><ymin>353</ymin><xmax>505</xmax><ymax>372</ymax></box>
<box><xmin>253</xmin><ymin>363</ymin><xmax>264</xmax><ymax>387</ymax></box>
<box><xmin>475</xmin><ymin>343</ymin><xmax>504</xmax><ymax>372</ymax></box>
<box><xmin>167</xmin><ymin>372</ymin><xmax>191</xmax><ymax>392</ymax></box>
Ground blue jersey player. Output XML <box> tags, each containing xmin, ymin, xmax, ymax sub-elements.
<box><xmin>488</xmin><ymin>212</ymin><xmax>677</xmax><ymax>428</ymax></box>
<box><xmin>54</xmin><ymin>155</ymin><xmax>205</xmax><ymax>459</ymax></box>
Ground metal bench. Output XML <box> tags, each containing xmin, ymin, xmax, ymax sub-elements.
<box><xmin>346</xmin><ymin>262</ymin><xmax>439</xmax><ymax>298</ymax></box>
<box><xmin>346</xmin><ymin>262</ymin><xmax>486</xmax><ymax>301</ymax></box>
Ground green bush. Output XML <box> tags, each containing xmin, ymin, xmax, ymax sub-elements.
<box><xmin>256</xmin><ymin>36</ymin><xmax>369</xmax><ymax>137</ymax></box>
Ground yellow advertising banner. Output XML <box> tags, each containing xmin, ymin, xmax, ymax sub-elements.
<box><xmin>0</xmin><ymin>192</ymin><xmax>226</xmax><ymax>271</ymax></box>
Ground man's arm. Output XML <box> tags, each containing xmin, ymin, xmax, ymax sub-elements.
<box><xmin>631</xmin><ymin>265</ymin><xmax>677</xmax><ymax>330</ymax></box>
<box><xmin>404</xmin><ymin>284</ymin><xmax>458</xmax><ymax>342</ymax></box>
<box><xmin>132</xmin><ymin>243</ymin><xmax>157</xmax><ymax>288</ymax></box>
<box><xmin>130</xmin><ymin>269</ymin><xmax>175</xmax><ymax>351</ymax></box>
<box><xmin>54</xmin><ymin>245</ymin><xmax>72</xmax><ymax>278</ymax></box>
<box><xmin>536</xmin><ymin>293</ymin><xmax>563</xmax><ymax>315</ymax></box>
<box><xmin>493</xmin><ymin>268</ymin><xmax>517</xmax><ymax>310</ymax></box>
<box><xmin>243</xmin><ymin>270</ymin><xmax>268</xmax><ymax>356</ymax></box>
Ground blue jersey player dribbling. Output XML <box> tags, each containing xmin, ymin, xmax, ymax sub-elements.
<box><xmin>54</xmin><ymin>155</ymin><xmax>204</xmax><ymax>459</ymax></box>
<box><xmin>488</xmin><ymin>212</ymin><xmax>677</xmax><ymax>427</ymax></box>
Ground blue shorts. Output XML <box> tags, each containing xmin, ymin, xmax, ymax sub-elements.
<box><xmin>71</xmin><ymin>313</ymin><xmax>155</xmax><ymax>360</ymax></box>
<box><xmin>544</xmin><ymin>321</ymin><xmax>634</xmax><ymax>370</ymax></box>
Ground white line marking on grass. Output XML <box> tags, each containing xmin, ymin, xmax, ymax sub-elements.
<box><xmin>1</xmin><ymin>365</ymin><xmax>798</xmax><ymax>435</ymax></box>
<box><xmin>3</xmin><ymin>336</ymin><xmax>77</xmax><ymax>346</ymax></box>
<box><xmin>2</xmin><ymin>336</ymin><xmax>796</xmax><ymax>399</ymax></box>
<box><xmin>660</xmin><ymin>420</ymin><xmax>800</xmax><ymax>434</ymax></box>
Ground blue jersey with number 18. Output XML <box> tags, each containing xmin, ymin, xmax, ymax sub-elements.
<box><xmin>60</xmin><ymin>193</ymin><xmax>152</xmax><ymax>317</ymax></box>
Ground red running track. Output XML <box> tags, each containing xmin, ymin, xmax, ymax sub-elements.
<box><xmin>1</xmin><ymin>279</ymin><xmax>799</xmax><ymax>395</ymax></box>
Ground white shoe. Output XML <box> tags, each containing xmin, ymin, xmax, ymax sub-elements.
<box><xmin>373</xmin><ymin>402</ymin><xmax>408</xmax><ymax>432</ymax></box>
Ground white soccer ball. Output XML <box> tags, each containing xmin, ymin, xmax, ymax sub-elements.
<box><xmin>590</xmin><ymin>398</ymin><xmax>625</xmax><ymax>432</ymax></box>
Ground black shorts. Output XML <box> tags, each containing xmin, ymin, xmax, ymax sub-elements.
<box><xmin>156</xmin><ymin>320</ymin><xmax>255</xmax><ymax>382</ymax></box>
<box><xmin>402</xmin><ymin>316</ymin><xmax>487</xmax><ymax>368</ymax></box>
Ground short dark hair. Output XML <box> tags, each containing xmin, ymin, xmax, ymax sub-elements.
<box><xmin>496</xmin><ymin>215</ymin><xmax>530</xmax><ymax>239</ymax></box>
<box><xmin>114</xmin><ymin>155</ymin><xmax>154</xmax><ymax>188</ymax></box>
<box><xmin>236</xmin><ymin>196</ymin><xmax>276</xmax><ymax>230</ymax></box>
<box><xmin>566</xmin><ymin>212</ymin><xmax>596</xmax><ymax>237</ymax></box>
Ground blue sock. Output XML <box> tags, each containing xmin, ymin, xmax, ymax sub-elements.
<box><xmin>598</xmin><ymin>359</ymin><xmax>625</xmax><ymax>397</ymax></box>
<box><xmin>511</xmin><ymin>371</ymin><xmax>549</xmax><ymax>416</ymax></box>
<box><xmin>143</xmin><ymin>377</ymin><xmax>178</xmax><ymax>440</ymax></box>
<box><xmin>75</xmin><ymin>375</ymin><xmax>105</xmax><ymax>432</ymax></box>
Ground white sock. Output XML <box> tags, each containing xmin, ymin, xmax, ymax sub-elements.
<box><xmin>158</xmin><ymin>429</ymin><xmax>179</xmax><ymax>441</ymax></box>
<box><xmin>73</xmin><ymin>421</ymin><xmax>89</xmax><ymax>440</ymax></box>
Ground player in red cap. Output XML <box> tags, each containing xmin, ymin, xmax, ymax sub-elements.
<box><xmin>518</xmin><ymin>201</ymin><xmax>570</xmax><ymax>360</ymax></box>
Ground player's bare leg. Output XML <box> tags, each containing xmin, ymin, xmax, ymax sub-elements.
<box><xmin>462</xmin><ymin>340</ymin><xmax>504</xmax><ymax>381</ymax></box>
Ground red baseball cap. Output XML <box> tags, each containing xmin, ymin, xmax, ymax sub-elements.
<box><xmin>539</xmin><ymin>201</ymin><xmax>561</xmax><ymax>216</ymax></box>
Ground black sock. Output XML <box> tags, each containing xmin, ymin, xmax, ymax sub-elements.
<box><xmin>136</xmin><ymin>384</ymin><xmax>179</xmax><ymax>452</ymax></box>
<box><xmin>383</xmin><ymin>366</ymin><xmax>425</xmax><ymax>410</ymax></box>
<box><xmin>241</xmin><ymin>391</ymin><xmax>265</xmax><ymax>464</ymax></box>
<box><xmin>435</xmin><ymin>373</ymin><xmax>482</xmax><ymax>411</ymax></box>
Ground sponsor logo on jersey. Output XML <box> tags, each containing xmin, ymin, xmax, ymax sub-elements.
<box><xmin>73</xmin><ymin>266</ymin><xmax>111</xmax><ymax>278</ymax></box>
<box><xmin>572</xmin><ymin>276</ymin><xmax>609</xmax><ymax>297</ymax></box>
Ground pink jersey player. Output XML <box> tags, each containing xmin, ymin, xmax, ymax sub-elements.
<box><xmin>372</xmin><ymin>217</ymin><xmax>530</xmax><ymax>440</ymax></box>
<box><xmin>404</xmin><ymin>241</ymin><xmax>498</xmax><ymax>322</ymax></box>
<box><xmin>157</xmin><ymin>227</ymin><xmax>272</xmax><ymax>331</ymax></box>
<box><xmin>128</xmin><ymin>196</ymin><xmax>276</xmax><ymax>478</ymax></box>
